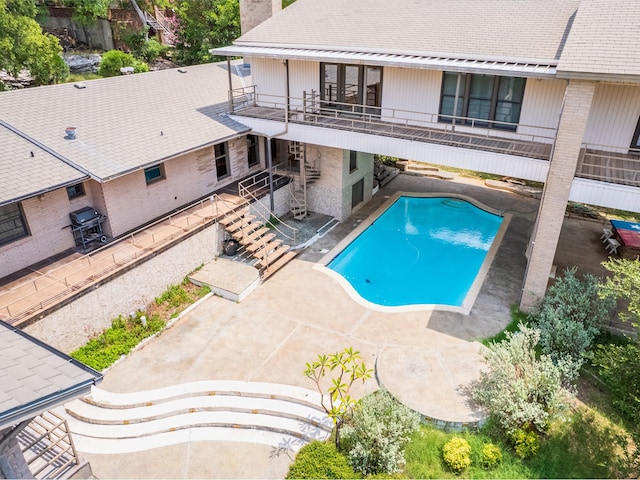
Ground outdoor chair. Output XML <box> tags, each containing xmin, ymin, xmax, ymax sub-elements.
<box><xmin>601</xmin><ymin>228</ymin><xmax>613</xmax><ymax>243</ymax></box>
<box><xmin>605</xmin><ymin>237</ymin><xmax>620</xmax><ymax>255</ymax></box>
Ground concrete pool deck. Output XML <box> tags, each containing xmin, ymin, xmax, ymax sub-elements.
<box><xmin>74</xmin><ymin>173</ymin><xmax>614</xmax><ymax>479</ymax></box>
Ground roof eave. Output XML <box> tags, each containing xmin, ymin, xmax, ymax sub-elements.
<box><xmin>0</xmin><ymin>176</ymin><xmax>91</xmax><ymax>208</ymax></box>
<box><xmin>556</xmin><ymin>70</ymin><xmax>640</xmax><ymax>84</ymax></box>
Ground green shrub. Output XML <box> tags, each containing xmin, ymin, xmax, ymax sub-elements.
<box><xmin>98</xmin><ymin>50</ymin><xmax>149</xmax><ymax>77</ymax></box>
<box><xmin>471</xmin><ymin>324</ymin><xmax>571</xmax><ymax>436</ymax></box>
<box><xmin>442</xmin><ymin>437</ymin><xmax>471</xmax><ymax>473</ymax></box>
<box><xmin>480</xmin><ymin>442</ymin><xmax>502</xmax><ymax>469</ymax></box>
<box><xmin>591</xmin><ymin>341</ymin><xmax>640</xmax><ymax>425</ymax></box>
<box><xmin>139</xmin><ymin>39</ymin><xmax>168</xmax><ymax>63</ymax></box>
<box><xmin>509</xmin><ymin>427</ymin><xmax>540</xmax><ymax>459</ymax></box>
<box><xmin>285</xmin><ymin>441</ymin><xmax>357</xmax><ymax>479</ymax></box>
<box><xmin>341</xmin><ymin>390</ymin><xmax>420</xmax><ymax>476</ymax></box>
<box><xmin>156</xmin><ymin>284</ymin><xmax>191</xmax><ymax>308</ymax></box>
<box><xmin>529</xmin><ymin>267</ymin><xmax>614</xmax><ymax>378</ymax></box>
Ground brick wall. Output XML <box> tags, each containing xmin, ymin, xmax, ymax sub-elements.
<box><xmin>0</xmin><ymin>430</ymin><xmax>31</xmax><ymax>479</ymax></box>
<box><xmin>520</xmin><ymin>80</ymin><xmax>597</xmax><ymax>310</ymax></box>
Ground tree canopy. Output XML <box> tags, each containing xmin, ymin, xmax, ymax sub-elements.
<box><xmin>0</xmin><ymin>0</ymin><xmax>68</xmax><ymax>88</ymax></box>
<box><xmin>174</xmin><ymin>0</ymin><xmax>240</xmax><ymax>65</ymax></box>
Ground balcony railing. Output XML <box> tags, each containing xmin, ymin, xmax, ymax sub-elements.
<box><xmin>230</xmin><ymin>86</ymin><xmax>640</xmax><ymax>188</ymax></box>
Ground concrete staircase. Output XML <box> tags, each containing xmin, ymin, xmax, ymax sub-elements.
<box><xmin>219</xmin><ymin>204</ymin><xmax>298</xmax><ymax>280</ymax></box>
<box><xmin>60</xmin><ymin>382</ymin><xmax>332</xmax><ymax>455</ymax></box>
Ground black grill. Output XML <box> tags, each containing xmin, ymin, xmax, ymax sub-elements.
<box><xmin>70</xmin><ymin>206</ymin><xmax>107</xmax><ymax>248</ymax></box>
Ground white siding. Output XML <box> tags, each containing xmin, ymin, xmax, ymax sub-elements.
<box><xmin>570</xmin><ymin>178</ymin><xmax>640</xmax><ymax>212</ymax></box>
<box><xmin>289</xmin><ymin>60</ymin><xmax>319</xmax><ymax>111</ymax></box>
<box><xmin>518</xmin><ymin>78</ymin><xmax>566</xmax><ymax>141</ymax></box>
<box><xmin>583</xmin><ymin>84</ymin><xmax>640</xmax><ymax>150</ymax></box>
<box><xmin>251</xmin><ymin>57</ymin><xmax>287</xmax><ymax>108</ymax></box>
<box><xmin>381</xmin><ymin>67</ymin><xmax>441</xmax><ymax>124</ymax></box>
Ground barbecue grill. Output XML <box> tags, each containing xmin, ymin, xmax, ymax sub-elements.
<box><xmin>70</xmin><ymin>206</ymin><xmax>107</xmax><ymax>248</ymax></box>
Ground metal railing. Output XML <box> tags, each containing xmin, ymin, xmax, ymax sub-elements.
<box><xmin>228</xmin><ymin>87</ymin><xmax>557</xmax><ymax>161</ymax></box>
<box><xmin>577</xmin><ymin>143</ymin><xmax>640</xmax><ymax>187</ymax></box>
<box><xmin>0</xmin><ymin>195</ymin><xmax>229</xmax><ymax>325</ymax></box>
<box><xmin>19</xmin><ymin>411</ymin><xmax>79</xmax><ymax>480</ymax></box>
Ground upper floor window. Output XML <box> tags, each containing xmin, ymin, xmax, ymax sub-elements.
<box><xmin>631</xmin><ymin>117</ymin><xmax>640</xmax><ymax>154</ymax></box>
<box><xmin>321</xmin><ymin>63</ymin><xmax>382</xmax><ymax>115</ymax></box>
<box><xmin>247</xmin><ymin>135</ymin><xmax>260</xmax><ymax>167</ymax></box>
<box><xmin>215</xmin><ymin>142</ymin><xmax>229</xmax><ymax>179</ymax></box>
<box><xmin>439</xmin><ymin>72</ymin><xmax>525</xmax><ymax>131</ymax></box>
<box><xmin>0</xmin><ymin>202</ymin><xmax>29</xmax><ymax>246</ymax></box>
<box><xmin>349</xmin><ymin>150</ymin><xmax>358</xmax><ymax>173</ymax></box>
<box><xmin>66</xmin><ymin>182</ymin><xmax>85</xmax><ymax>199</ymax></box>
<box><xmin>144</xmin><ymin>164</ymin><xmax>165</xmax><ymax>184</ymax></box>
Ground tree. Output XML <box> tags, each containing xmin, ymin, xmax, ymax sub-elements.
<box><xmin>0</xmin><ymin>0</ymin><xmax>68</xmax><ymax>88</ymax></box>
<box><xmin>174</xmin><ymin>0</ymin><xmax>240</xmax><ymax>65</ymax></box>
<box><xmin>62</xmin><ymin>0</ymin><xmax>109</xmax><ymax>26</ymax></box>
<box><xmin>471</xmin><ymin>324</ymin><xmax>572</xmax><ymax>436</ymax></box>
<box><xmin>600</xmin><ymin>257</ymin><xmax>640</xmax><ymax>326</ymax></box>
<box><xmin>304</xmin><ymin>347</ymin><xmax>372</xmax><ymax>449</ymax></box>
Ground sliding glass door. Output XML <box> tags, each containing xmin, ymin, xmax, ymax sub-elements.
<box><xmin>321</xmin><ymin>63</ymin><xmax>382</xmax><ymax>116</ymax></box>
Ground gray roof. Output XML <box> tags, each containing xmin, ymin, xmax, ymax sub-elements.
<box><xmin>557</xmin><ymin>0</ymin><xmax>640</xmax><ymax>80</ymax></box>
<box><xmin>0</xmin><ymin>62</ymin><xmax>250</xmax><ymax>186</ymax></box>
<box><xmin>235</xmin><ymin>0</ymin><xmax>580</xmax><ymax>65</ymax></box>
<box><xmin>0</xmin><ymin>122</ymin><xmax>88</xmax><ymax>206</ymax></box>
<box><xmin>0</xmin><ymin>320</ymin><xmax>102</xmax><ymax>428</ymax></box>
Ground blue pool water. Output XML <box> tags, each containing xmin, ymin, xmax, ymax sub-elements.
<box><xmin>327</xmin><ymin>196</ymin><xmax>503</xmax><ymax>307</ymax></box>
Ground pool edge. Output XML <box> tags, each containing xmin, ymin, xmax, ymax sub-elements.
<box><xmin>314</xmin><ymin>192</ymin><xmax>509</xmax><ymax>315</ymax></box>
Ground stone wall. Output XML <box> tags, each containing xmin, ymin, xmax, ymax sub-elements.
<box><xmin>23</xmin><ymin>224</ymin><xmax>223</xmax><ymax>354</ymax></box>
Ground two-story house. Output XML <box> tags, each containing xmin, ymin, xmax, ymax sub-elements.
<box><xmin>215</xmin><ymin>0</ymin><xmax>640</xmax><ymax>310</ymax></box>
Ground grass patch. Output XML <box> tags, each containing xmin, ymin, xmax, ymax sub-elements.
<box><xmin>71</xmin><ymin>279</ymin><xmax>210</xmax><ymax>370</ymax></box>
<box><xmin>64</xmin><ymin>72</ymin><xmax>102</xmax><ymax>83</ymax></box>
<box><xmin>481</xmin><ymin>306</ymin><xmax>527</xmax><ymax>346</ymax></box>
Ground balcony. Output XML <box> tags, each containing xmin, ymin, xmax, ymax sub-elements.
<box><xmin>229</xmin><ymin>86</ymin><xmax>640</xmax><ymax>188</ymax></box>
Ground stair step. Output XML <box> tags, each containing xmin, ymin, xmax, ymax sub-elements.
<box><xmin>242</xmin><ymin>227</ymin><xmax>270</xmax><ymax>244</ymax></box>
<box><xmin>218</xmin><ymin>208</ymin><xmax>250</xmax><ymax>226</ymax></box>
<box><xmin>224</xmin><ymin>215</ymin><xmax>256</xmax><ymax>233</ymax></box>
<box><xmin>261</xmin><ymin>251</ymin><xmax>298</xmax><ymax>279</ymax></box>
<box><xmin>251</xmin><ymin>240</ymin><xmax>283</xmax><ymax>260</ymax></box>
<box><xmin>232</xmin><ymin>222</ymin><xmax>264</xmax><ymax>240</ymax></box>
<box><xmin>245</xmin><ymin>233</ymin><xmax>276</xmax><ymax>253</ymax></box>
<box><xmin>257</xmin><ymin>245</ymin><xmax>290</xmax><ymax>269</ymax></box>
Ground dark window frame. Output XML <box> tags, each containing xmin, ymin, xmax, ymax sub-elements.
<box><xmin>320</xmin><ymin>63</ymin><xmax>383</xmax><ymax>116</ymax></box>
<box><xmin>0</xmin><ymin>202</ymin><xmax>29</xmax><ymax>246</ymax></box>
<box><xmin>438</xmin><ymin>72</ymin><xmax>525</xmax><ymax>131</ymax></box>
<box><xmin>349</xmin><ymin>150</ymin><xmax>358</xmax><ymax>173</ymax></box>
<box><xmin>215</xmin><ymin>142</ymin><xmax>230</xmax><ymax>179</ymax></box>
<box><xmin>630</xmin><ymin>117</ymin><xmax>640</xmax><ymax>154</ymax></box>
<box><xmin>144</xmin><ymin>164</ymin><xmax>165</xmax><ymax>185</ymax></box>
<box><xmin>247</xmin><ymin>135</ymin><xmax>260</xmax><ymax>167</ymax></box>
<box><xmin>66</xmin><ymin>182</ymin><xmax>85</xmax><ymax>200</ymax></box>
<box><xmin>351</xmin><ymin>178</ymin><xmax>364</xmax><ymax>209</ymax></box>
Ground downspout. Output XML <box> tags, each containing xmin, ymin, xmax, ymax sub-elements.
<box><xmin>265</xmin><ymin>59</ymin><xmax>290</xmax><ymax>211</ymax></box>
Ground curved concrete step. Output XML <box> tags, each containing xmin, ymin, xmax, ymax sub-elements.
<box><xmin>61</xmin><ymin>381</ymin><xmax>332</xmax><ymax>454</ymax></box>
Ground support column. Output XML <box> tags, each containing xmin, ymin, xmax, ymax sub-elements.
<box><xmin>520</xmin><ymin>80</ymin><xmax>597</xmax><ymax>311</ymax></box>
<box><xmin>0</xmin><ymin>429</ymin><xmax>32</xmax><ymax>479</ymax></box>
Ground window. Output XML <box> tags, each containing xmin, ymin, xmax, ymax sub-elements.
<box><xmin>351</xmin><ymin>178</ymin><xmax>364</xmax><ymax>209</ymax></box>
<box><xmin>247</xmin><ymin>135</ymin><xmax>260</xmax><ymax>167</ymax></box>
<box><xmin>349</xmin><ymin>150</ymin><xmax>358</xmax><ymax>173</ymax></box>
<box><xmin>66</xmin><ymin>182</ymin><xmax>85</xmax><ymax>199</ymax></box>
<box><xmin>439</xmin><ymin>72</ymin><xmax>525</xmax><ymax>130</ymax></box>
<box><xmin>631</xmin><ymin>117</ymin><xmax>640</xmax><ymax>153</ymax></box>
<box><xmin>321</xmin><ymin>63</ymin><xmax>382</xmax><ymax>115</ymax></box>
<box><xmin>215</xmin><ymin>142</ymin><xmax>229</xmax><ymax>179</ymax></box>
<box><xmin>0</xmin><ymin>203</ymin><xmax>29</xmax><ymax>246</ymax></box>
<box><xmin>144</xmin><ymin>164</ymin><xmax>165</xmax><ymax>184</ymax></box>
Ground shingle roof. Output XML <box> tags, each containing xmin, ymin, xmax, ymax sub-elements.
<box><xmin>0</xmin><ymin>320</ymin><xmax>102</xmax><ymax>428</ymax></box>
<box><xmin>236</xmin><ymin>0</ymin><xmax>580</xmax><ymax>64</ymax></box>
<box><xmin>557</xmin><ymin>0</ymin><xmax>640</xmax><ymax>80</ymax></box>
<box><xmin>0</xmin><ymin>62</ymin><xmax>250</xmax><ymax>184</ymax></box>
<box><xmin>0</xmin><ymin>123</ymin><xmax>87</xmax><ymax>206</ymax></box>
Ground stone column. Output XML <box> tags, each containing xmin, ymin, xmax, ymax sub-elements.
<box><xmin>0</xmin><ymin>429</ymin><xmax>32</xmax><ymax>479</ymax></box>
<box><xmin>239</xmin><ymin>0</ymin><xmax>281</xmax><ymax>35</ymax></box>
<box><xmin>519</xmin><ymin>80</ymin><xmax>597</xmax><ymax>311</ymax></box>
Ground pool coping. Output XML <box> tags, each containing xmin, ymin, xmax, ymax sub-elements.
<box><xmin>314</xmin><ymin>191</ymin><xmax>512</xmax><ymax>315</ymax></box>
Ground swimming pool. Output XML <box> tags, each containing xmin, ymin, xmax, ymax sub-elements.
<box><xmin>322</xmin><ymin>194</ymin><xmax>507</xmax><ymax>311</ymax></box>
